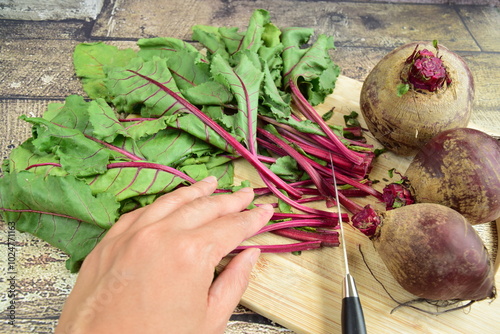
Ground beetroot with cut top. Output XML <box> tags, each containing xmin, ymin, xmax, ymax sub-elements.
<box><xmin>360</xmin><ymin>42</ymin><xmax>474</xmax><ymax>155</ymax></box>
<box><xmin>406</xmin><ymin>47</ymin><xmax>451</xmax><ymax>92</ymax></box>
<box><xmin>383</xmin><ymin>182</ymin><xmax>415</xmax><ymax>210</ymax></box>
<box><xmin>352</xmin><ymin>203</ymin><xmax>496</xmax><ymax>301</ymax></box>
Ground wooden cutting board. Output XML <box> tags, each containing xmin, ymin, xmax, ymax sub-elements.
<box><xmin>220</xmin><ymin>75</ymin><xmax>500</xmax><ymax>334</ymax></box>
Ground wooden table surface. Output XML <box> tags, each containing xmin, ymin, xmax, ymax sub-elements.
<box><xmin>1</xmin><ymin>1</ymin><xmax>499</xmax><ymax>333</ymax></box>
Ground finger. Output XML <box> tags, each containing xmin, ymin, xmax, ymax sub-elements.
<box><xmin>199</xmin><ymin>204</ymin><xmax>274</xmax><ymax>261</ymax></box>
<box><xmin>159</xmin><ymin>186</ymin><xmax>257</xmax><ymax>230</ymax></box>
<box><xmin>117</xmin><ymin>176</ymin><xmax>219</xmax><ymax>233</ymax></box>
<box><xmin>101</xmin><ymin>177</ymin><xmax>218</xmax><ymax>239</ymax></box>
<box><xmin>103</xmin><ymin>206</ymin><xmax>147</xmax><ymax>239</ymax></box>
<box><xmin>206</xmin><ymin>248</ymin><xmax>261</xmax><ymax>328</ymax></box>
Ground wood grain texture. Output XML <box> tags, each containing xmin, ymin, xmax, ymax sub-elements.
<box><xmin>0</xmin><ymin>1</ymin><xmax>499</xmax><ymax>333</ymax></box>
<box><xmin>92</xmin><ymin>0</ymin><xmax>481</xmax><ymax>51</ymax></box>
<box><xmin>0</xmin><ymin>19</ymin><xmax>92</xmax><ymax>40</ymax></box>
<box><xmin>457</xmin><ymin>5</ymin><xmax>500</xmax><ymax>52</ymax></box>
<box><xmin>0</xmin><ymin>39</ymin><xmax>82</xmax><ymax>99</ymax></box>
<box><xmin>459</xmin><ymin>52</ymin><xmax>500</xmax><ymax>137</ymax></box>
<box><xmin>344</xmin><ymin>0</ymin><xmax>498</xmax><ymax>4</ymax></box>
<box><xmin>0</xmin><ymin>222</ymin><xmax>75</xmax><ymax>333</ymax></box>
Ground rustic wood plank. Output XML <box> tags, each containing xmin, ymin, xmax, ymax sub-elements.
<box><xmin>332</xmin><ymin>46</ymin><xmax>391</xmax><ymax>81</ymax></box>
<box><xmin>0</xmin><ymin>40</ymin><xmax>83</xmax><ymax>98</ymax></box>
<box><xmin>0</xmin><ymin>222</ymin><xmax>74</xmax><ymax>333</ymax></box>
<box><xmin>451</xmin><ymin>0</ymin><xmax>498</xmax><ymax>4</ymax></box>
<box><xmin>459</xmin><ymin>51</ymin><xmax>500</xmax><ymax>135</ymax></box>
<box><xmin>91</xmin><ymin>0</ymin><xmax>480</xmax><ymax>51</ymax></box>
<box><xmin>0</xmin><ymin>319</ymin><xmax>58</xmax><ymax>334</ymax></box>
<box><xmin>457</xmin><ymin>5</ymin><xmax>500</xmax><ymax>52</ymax></box>
<box><xmin>327</xmin><ymin>3</ymin><xmax>478</xmax><ymax>50</ymax></box>
<box><xmin>342</xmin><ymin>0</ymin><xmax>497</xmax><ymax>4</ymax></box>
<box><xmin>0</xmin><ymin>99</ymin><xmax>51</xmax><ymax>162</ymax></box>
<box><xmin>225</xmin><ymin>321</ymin><xmax>295</xmax><ymax>333</ymax></box>
<box><xmin>0</xmin><ymin>19</ymin><xmax>92</xmax><ymax>40</ymax></box>
<box><xmin>0</xmin><ymin>39</ymin><xmax>139</xmax><ymax>99</ymax></box>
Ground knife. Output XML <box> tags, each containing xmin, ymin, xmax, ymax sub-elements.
<box><xmin>330</xmin><ymin>155</ymin><xmax>367</xmax><ymax>334</ymax></box>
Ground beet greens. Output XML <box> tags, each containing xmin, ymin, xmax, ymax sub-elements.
<box><xmin>0</xmin><ymin>9</ymin><xmax>379</xmax><ymax>272</ymax></box>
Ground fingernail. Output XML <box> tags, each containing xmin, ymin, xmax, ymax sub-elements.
<box><xmin>237</xmin><ymin>187</ymin><xmax>253</xmax><ymax>193</ymax></box>
<box><xmin>200</xmin><ymin>175</ymin><xmax>217</xmax><ymax>184</ymax></box>
<box><xmin>259</xmin><ymin>203</ymin><xmax>274</xmax><ymax>211</ymax></box>
<box><xmin>248</xmin><ymin>248</ymin><xmax>261</xmax><ymax>266</ymax></box>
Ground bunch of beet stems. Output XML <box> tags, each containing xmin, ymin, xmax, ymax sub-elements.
<box><xmin>133</xmin><ymin>72</ymin><xmax>386</xmax><ymax>252</ymax></box>
<box><xmin>30</xmin><ymin>72</ymin><xmax>384</xmax><ymax>253</ymax></box>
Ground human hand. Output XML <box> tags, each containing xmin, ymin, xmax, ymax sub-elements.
<box><xmin>55</xmin><ymin>176</ymin><xmax>274</xmax><ymax>334</ymax></box>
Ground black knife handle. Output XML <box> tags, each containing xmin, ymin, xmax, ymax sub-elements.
<box><xmin>342</xmin><ymin>296</ymin><xmax>367</xmax><ymax>334</ymax></box>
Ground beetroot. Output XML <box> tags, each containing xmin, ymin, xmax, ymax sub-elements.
<box><xmin>405</xmin><ymin>128</ymin><xmax>500</xmax><ymax>224</ymax></box>
<box><xmin>360</xmin><ymin>42</ymin><xmax>474</xmax><ymax>155</ymax></box>
<box><xmin>352</xmin><ymin>203</ymin><xmax>496</xmax><ymax>301</ymax></box>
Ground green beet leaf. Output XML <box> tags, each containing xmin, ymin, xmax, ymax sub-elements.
<box><xmin>260</xmin><ymin>63</ymin><xmax>291</xmax><ymax>119</ymax></box>
<box><xmin>137</xmin><ymin>37</ymin><xmax>199</xmax><ymax>60</ymax></box>
<box><xmin>117</xmin><ymin>116</ymin><xmax>171</xmax><ymax>141</ymax></box>
<box><xmin>181</xmin><ymin>80</ymin><xmax>233</xmax><ymax>106</ymax></box>
<box><xmin>270</xmin><ymin>155</ymin><xmax>304</xmax><ymax>182</ymax></box>
<box><xmin>211</xmin><ymin>53</ymin><xmax>264</xmax><ymax>154</ymax></box>
<box><xmin>201</xmin><ymin>156</ymin><xmax>234</xmax><ymax>188</ymax></box>
<box><xmin>155</xmin><ymin>48</ymin><xmax>211</xmax><ymax>90</ymax></box>
<box><xmin>191</xmin><ymin>9</ymin><xmax>270</xmax><ymax>59</ymax></box>
<box><xmin>167</xmin><ymin>113</ymin><xmax>238</xmax><ymax>154</ymax></box>
<box><xmin>4</xmin><ymin>139</ymin><xmax>65</xmax><ymax>176</ymax></box>
<box><xmin>282</xmin><ymin>30</ymin><xmax>340</xmax><ymax>106</ymax></box>
<box><xmin>73</xmin><ymin>42</ymin><xmax>137</xmax><ymax>99</ymax></box>
<box><xmin>43</xmin><ymin>95</ymin><xmax>92</xmax><ymax>134</ymax></box>
<box><xmin>137</xmin><ymin>128</ymin><xmax>218</xmax><ymax>167</ymax></box>
<box><xmin>239</xmin><ymin>9</ymin><xmax>270</xmax><ymax>53</ymax></box>
<box><xmin>84</xmin><ymin>164</ymin><xmax>186</xmax><ymax>202</ymax></box>
<box><xmin>179</xmin><ymin>155</ymin><xmax>234</xmax><ymax>189</ymax></box>
<box><xmin>191</xmin><ymin>24</ymin><xmax>231</xmax><ymax>60</ymax></box>
<box><xmin>23</xmin><ymin>116</ymin><xmax>113</xmax><ymax>177</ymax></box>
<box><xmin>106</xmin><ymin>56</ymin><xmax>186</xmax><ymax>117</ymax></box>
<box><xmin>140</xmin><ymin>41</ymin><xmax>234</xmax><ymax>106</ymax></box>
<box><xmin>258</xmin><ymin>42</ymin><xmax>285</xmax><ymax>88</ymax></box>
<box><xmin>88</xmin><ymin>98</ymin><xmax>132</xmax><ymax>143</ymax></box>
<box><xmin>0</xmin><ymin>171</ymin><xmax>119</xmax><ymax>272</ymax></box>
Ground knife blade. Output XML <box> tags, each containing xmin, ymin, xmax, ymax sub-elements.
<box><xmin>330</xmin><ymin>154</ymin><xmax>367</xmax><ymax>334</ymax></box>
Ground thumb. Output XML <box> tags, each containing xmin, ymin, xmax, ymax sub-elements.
<box><xmin>207</xmin><ymin>248</ymin><xmax>261</xmax><ymax>322</ymax></box>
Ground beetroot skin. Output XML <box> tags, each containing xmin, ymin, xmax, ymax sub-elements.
<box><xmin>405</xmin><ymin>127</ymin><xmax>500</xmax><ymax>224</ymax></box>
<box><xmin>354</xmin><ymin>203</ymin><xmax>496</xmax><ymax>301</ymax></box>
